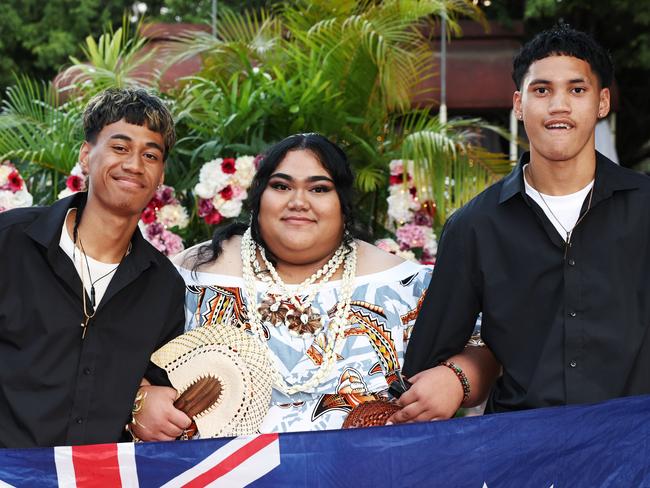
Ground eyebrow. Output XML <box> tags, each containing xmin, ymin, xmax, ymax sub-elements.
<box><xmin>109</xmin><ymin>134</ymin><xmax>164</xmax><ymax>153</ymax></box>
<box><xmin>270</xmin><ymin>172</ymin><xmax>334</xmax><ymax>183</ymax></box>
<box><xmin>528</xmin><ymin>77</ymin><xmax>588</xmax><ymax>85</ymax></box>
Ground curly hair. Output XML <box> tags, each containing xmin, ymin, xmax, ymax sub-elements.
<box><xmin>83</xmin><ymin>88</ymin><xmax>176</xmax><ymax>159</ymax></box>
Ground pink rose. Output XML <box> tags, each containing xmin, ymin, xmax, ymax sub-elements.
<box><xmin>197</xmin><ymin>198</ymin><xmax>215</xmax><ymax>218</ymax></box>
<box><xmin>205</xmin><ymin>210</ymin><xmax>223</xmax><ymax>225</ymax></box>
<box><xmin>219</xmin><ymin>185</ymin><xmax>234</xmax><ymax>201</ymax></box>
<box><xmin>221</xmin><ymin>158</ymin><xmax>236</xmax><ymax>174</ymax></box>
<box><xmin>65</xmin><ymin>175</ymin><xmax>85</xmax><ymax>192</ymax></box>
<box><xmin>141</xmin><ymin>207</ymin><xmax>157</xmax><ymax>224</ymax></box>
<box><xmin>8</xmin><ymin>170</ymin><xmax>23</xmax><ymax>192</ymax></box>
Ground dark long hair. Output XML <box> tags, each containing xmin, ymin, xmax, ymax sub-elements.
<box><xmin>191</xmin><ymin>133</ymin><xmax>356</xmax><ymax>271</ymax></box>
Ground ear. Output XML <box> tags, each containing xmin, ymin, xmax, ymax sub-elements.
<box><xmin>513</xmin><ymin>91</ymin><xmax>523</xmax><ymax>120</ymax></box>
<box><xmin>78</xmin><ymin>142</ymin><xmax>91</xmax><ymax>175</ymax></box>
<box><xmin>598</xmin><ymin>88</ymin><xmax>611</xmax><ymax>118</ymax></box>
<box><xmin>158</xmin><ymin>171</ymin><xmax>165</xmax><ymax>187</ymax></box>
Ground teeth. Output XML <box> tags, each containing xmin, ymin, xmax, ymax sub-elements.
<box><xmin>547</xmin><ymin>123</ymin><xmax>570</xmax><ymax>129</ymax></box>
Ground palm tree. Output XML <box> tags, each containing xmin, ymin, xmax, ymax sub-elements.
<box><xmin>166</xmin><ymin>0</ymin><xmax>512</xmax><ymax>230</ymax></box>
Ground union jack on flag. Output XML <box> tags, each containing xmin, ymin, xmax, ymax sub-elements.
<box><xmin>0</xmin><ymin>434</ymin><xmax>279</xmax><ymax>488</ymax></box>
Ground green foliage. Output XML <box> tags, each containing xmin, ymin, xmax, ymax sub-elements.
<box><xmin>0</xmin><ymin>0</ymin><xmax>160</xmax><ymax>96</ymax></box>
<box><xmin>0</xmin><ymin>76</ymin><xmax>84</xmax><ymax>204</ymax></box>
<box><xmin>0</xmin><ymin>0</ymin><xmax>515</xmax><ymax>245</ymax></box>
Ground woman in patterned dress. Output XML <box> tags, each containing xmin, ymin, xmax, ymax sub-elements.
<box><xmin>132</xmin><ymin>133</ymin><xmax>498</xmax><ymax>440</ymax></box>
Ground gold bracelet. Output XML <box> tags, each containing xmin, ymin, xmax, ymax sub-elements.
<box><xmin>125</xmin><ymin>388</ymin><xmax>147</xmax><ymax>442</ymax></box>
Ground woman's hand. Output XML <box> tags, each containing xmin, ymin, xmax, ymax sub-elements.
<box><xmin>387</xmin><ymin>366</ymin><xmax>465</xmax><ymax>423</ymax></box>
<box><xmin>130</xmin><ymin>385</ymin><xmax>192</xmax><ymax>441</ymax></box>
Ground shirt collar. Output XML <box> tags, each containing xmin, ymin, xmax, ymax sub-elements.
<box><xmin>498</xmin><ymin>151</ymin><xmax>639</xmax><ymax>205</ymax></box>
<box><xmin>25</xmin><ymin>192</ymin><xmax>156</xmax><ymax>267</ymax></box>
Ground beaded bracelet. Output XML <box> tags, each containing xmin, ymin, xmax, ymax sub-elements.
<box><xmin>439</xmin><ymin>361</ymin><xmax>471</xmax><ymax>402</ymax></box>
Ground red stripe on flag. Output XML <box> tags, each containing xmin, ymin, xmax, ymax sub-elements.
<box><xmin>71</xmin><ymin>443</ymin><xmax>123</xmax><ymax>488</ymax></box>
<box><xmin>183</xmin><ymin>434</ymin><xmax>279</xmax><ymax>488</ymax></box>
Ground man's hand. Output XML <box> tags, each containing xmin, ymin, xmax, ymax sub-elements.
<box><xmin>130</xmin><ymin>385</ymin><xmax>192</xmax><ymax>441</ymax></box>
<box><xmin>387</xmin><ymin>365</ymin><xmax>464</xmax><ymax>423</ymax></box>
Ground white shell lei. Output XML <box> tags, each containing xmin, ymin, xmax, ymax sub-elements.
<box><xmin>240</xmin><ymin>228</ymin><xmax>357</xmax><ymax>395</ymax></box>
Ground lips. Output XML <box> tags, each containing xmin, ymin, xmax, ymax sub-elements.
<box><xmin>112</xmin><ymin>175</ymin><xmax>145</xmax><ymax>189</ymax></box>
<box><xmin>544</xmin><ymin>119</ymin><xmax>575</xmax><ymax>130</ymax></box>
<box><xmin>282</xmin><ymin>215</ymin><xmax>315</xmax><ymax>224</ymax></box>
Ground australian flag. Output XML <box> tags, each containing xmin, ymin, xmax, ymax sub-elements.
<box><xmin>1</xmin><ymin>395</ymin><xmax>649</xmax><ymax>487</ymax></box>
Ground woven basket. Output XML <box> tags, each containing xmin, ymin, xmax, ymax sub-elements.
<box><xmin>342</xmin><ymin>400</ymin><xmax>401</xmax><ymax>428</ymax></box>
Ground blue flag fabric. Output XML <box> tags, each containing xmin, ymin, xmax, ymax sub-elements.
<box><xmin>1</xmin><ymin>394</ymin><xmax>649</xmax><ymax>487</ymax></box>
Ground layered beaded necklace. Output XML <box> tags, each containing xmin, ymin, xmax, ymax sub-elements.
<box><xmin>240</xmin><ymin>228</ymin><xmax>357</xmax><ymax>395</ymax></box>
<box><xmin>255</xmin><ymin>241</ymin><xmax>346</xmax><ymax>335</ymax></box>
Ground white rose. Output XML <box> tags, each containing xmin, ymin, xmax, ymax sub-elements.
<box><xmin>234</xmin><ymin>156</ymin><xmax>256</xmax><ymax>187</ymax></box>
<box><xmin>194</xmin><ymin>181</ymin><xmax>217</xmax><ymax>199</ymax></box>
<box><xmin>218</xmin><ymin>199</ymin><xmax>243</xmax><ymax>218</ymax></box>
<box><xmin>157</xmin><ymin>204</ymin><xmax>190</xmax><ymax>229</ymax></box>
<box><xmin>387</xmin><ymin>191</ymin><xmax>418</xmax><ymax>224</ymax></box>
<box><xmin>199</xmin><ymin>159</ymin><xmax>230</xmax><ymax>192</ymax></box>
<box><xmin>12</xmin><ymin>189</ymin><xmax>33</xmax><ymax>208</ymax></box>
<box><xmin>0</xmin><ymin>166</ymin><xmax>12</xmax><ymax>186</ymax></box>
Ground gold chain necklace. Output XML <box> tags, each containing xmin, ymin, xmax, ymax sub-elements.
<box><xmin>525</xmin><ymin>164</ymin><xmax>594</xmax><ymax>259</ymax></box>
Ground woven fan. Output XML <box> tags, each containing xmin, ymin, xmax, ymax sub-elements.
<box><xmin>342</xmin><ymin>400</ymin><xmax>401</xmax><ymax>428</ymax></box>
<box><xmin>151</xmin><ymin>324</ymin><xmax>274</xmax><ymax>438</ymax></box>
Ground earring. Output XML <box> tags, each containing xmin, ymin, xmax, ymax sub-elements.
<box><xmin>517</xmin><ymin>113</ymin><xmax>523</xmax><ymax>121</ymax></box>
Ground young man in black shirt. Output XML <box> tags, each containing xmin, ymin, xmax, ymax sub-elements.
<box><xmin>391</xmin><ymin>26</ymin><xmax>650</xmax><ymax>421</ymax></box>
<box><xmin>0</xmin><ymin>88</ymin><xmax>186</xmax><ymax>447</ymax></box>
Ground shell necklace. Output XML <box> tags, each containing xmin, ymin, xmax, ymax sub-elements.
<box><xmin>240</xmin><ymin>228</ymin><xmax>357</xmax><ymax>395</ymax></box>
<box><xmin>255</xmin><ymin>241</ymin><xmax>345</xmax><ymax>335</ymax></box>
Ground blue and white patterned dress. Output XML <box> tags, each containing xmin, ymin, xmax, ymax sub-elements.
<box><xmin>176</xmin><ymin>260</ymin><xmax>432</xmax><ymax>432</ymax></box>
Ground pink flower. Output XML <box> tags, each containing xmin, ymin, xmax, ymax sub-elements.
<box><xmin>197</xmin><ymin>198</ymin><xmax>215</xmax><ymax>218</ymax></box>
<box><xmin>219</xmin><ymin>185</ymin><xmax>234</xmax><ymax>201</ymax></box>
<box><xmin>8</xmin><ymin>171</ymin><xmax>23</xmax><ymax>192</ymax></box>
<box><xmin>159</xmin><ymin>186</ymin><xmax>175</xmax><ymax>205</ymax></box>
<box><xmin>396</xmin><ymin>224</ymin><xmax>428</xmax><ymax>249</ymax></box>
<box><xmin>205</xmin><ymin>210</ymin><xmax>223</xmax><ymax>225</ymax></box>
<box><xmin>253</xmin><ymin>154</ymin><xmax>264</xmax><ymax>169</ymax></box>
<box><xmin>230</xmin><ymin>185</ymin><xmax>246</xmax><ymax>200</ymax></box>
<box><xmin>146</xmin><ymin>222</ymin><xmax>164</xmax><ymax>238</ymax></box>
<box><xmin>389</xmin><ymin>174</ymin><xmax>404</xmax><ymax>186</ymax></box>
<box><xmin>65</xmin><ymin>175</ymin><xmax>85</xmax><ymax>192</ymax></box>
<box><xmin>221</xmin><ymin>158</ymin><xmax>236</xmax><ymax>174</ymax></box>
<box><xmin>141</xmin><ymin>207</ymin><xmax>157</xmax><ymax>224</ymax></box>
<box><xmin>161</xmin><ymin>230</ymin><xmax>184</xmax><ymax>256</ymax></box>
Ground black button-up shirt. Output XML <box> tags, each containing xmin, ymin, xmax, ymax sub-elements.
<box><xmin>0</xmin><ymin>194</ymin><xmax>185</xmax><ymax>447</ymax></box>
<box><xmin>404</xmin><ymin>152</ymin><xmax>650</xmax><ymax>413</ymax></box>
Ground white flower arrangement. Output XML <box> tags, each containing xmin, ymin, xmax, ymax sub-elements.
<box><xmin>194</xmin><ymin>156</ymin><xmax>258</xmax><ymax>225</ymax></box>
<box><xmin>0</xmin><ymin>161</ymin><xmax>33</xmax><ymax>213</ymax></box>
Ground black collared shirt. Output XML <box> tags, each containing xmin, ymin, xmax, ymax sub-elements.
<box><xmin>403</xmin><ymin>152</ymin><xmax>650</xmax><ymax>413</ymax></box>
<box><xmin>0</xmin><ymin>193</ymin><xmax>185</xmax><ymax>447</ymax></box>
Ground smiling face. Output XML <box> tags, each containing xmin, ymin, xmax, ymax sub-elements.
<box><xmin>79</xmin><ymin>119</ymin><xmax>165</xmax><ymax>218</ymax></box>
<box><xmin>258</xmin><ymin>149</ymin><xmax>344</xmax><ymax>266</ymax></box>
<box><xmin>513</xmin><ymin>55</ymin><xmax>610</xmax><ymax>166</ymax></box>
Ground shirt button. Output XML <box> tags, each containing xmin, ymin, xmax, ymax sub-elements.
<box><xmin>568</xmin><ymin>311</ymin><xmax>577</xmax><ymax>317</ymax></box>
<box><xmin>569</xmin><ymin>360</ymin><xmax>577</xmax><ymax>368</ymax></box>
<box><xmin>568</xmin><ymin>259</ymin><xmax>576</xmax><ymax>266</ymax></box>
<box><xmin>75</xmin><ymin>417</ymin><xmax>84</xmax><ymax>424</ymax></box>
<box><xmin>83</xmin><ymin>367</ymin><xmax>92</xmax><ymax>375</ymax></box>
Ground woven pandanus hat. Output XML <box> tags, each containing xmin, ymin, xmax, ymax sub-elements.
<box><xmin>151</xmin><ymin>324</ymin><xmax>275</xmax><ymax>438</ymax></box>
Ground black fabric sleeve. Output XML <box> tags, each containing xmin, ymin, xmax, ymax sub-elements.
<box><xmin>402</xmin><ymin>211</ymin><xmax>482</xmax><ymax>376</ymax></box>
<box><xmin>144</xmin><ymin>272</ymin><xmax>186</xmax><ymax>386</ymax></box>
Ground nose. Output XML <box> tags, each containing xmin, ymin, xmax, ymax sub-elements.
<box><xmin>548</xmin><ymin>91</ymin><xmax>570</xmax><ymax>114</ymax></box>
<box><xmin>287</xmin><ymin>189</ymin><xmax>310</xmax><ymax>210</ymax></box>
<box><xmin>121</xmin><ymin>152</ymin><xmax>145</xmax><ymax>174</ymax></box>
